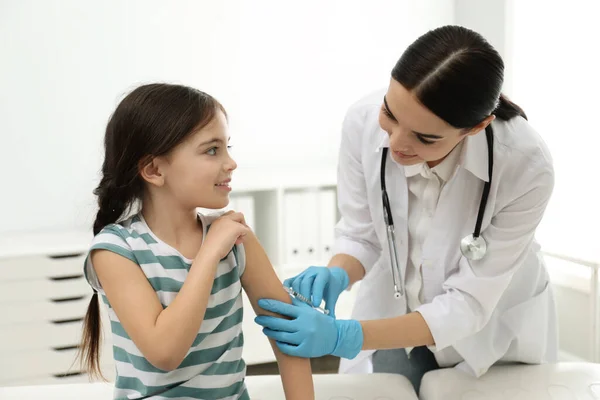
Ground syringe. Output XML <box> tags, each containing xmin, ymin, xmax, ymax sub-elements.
<box><xmin>283</xmin><ymin>285</ymin><xmax>330</xmax><ymax>315</ymax></box>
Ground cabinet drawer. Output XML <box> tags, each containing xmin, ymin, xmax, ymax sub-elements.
<box><xmin>0</xmin><ymin>316</ymin><xmax>112</xmax><ymax>354</ymax></box>
<box><xmin>0</xmin><ymin>320</ymin><xmax>84</xmax><ymax>354</ymax></box>
<box><xmin>0</xmin><ymin>275</ymin><xmax>90</xmax><ymax>304</ymax></box>
<box><xmin>0</xmin><ymin>345</ymin><xmax>112</xmax><ymax>384</ymax></box>
<box><xmin>5</xmin><ymin>365</ymin><xmax>115</xmax><ymax>386</ymax></box>
<box><xmin>0</xmin><ymin>253</ymin><xmax>86</xmax><ymax>282</ymax></box>
<box><xmin>0</xmin><ymin>296</ymin><xmax>90</xmax><ymax>326</ymax></box>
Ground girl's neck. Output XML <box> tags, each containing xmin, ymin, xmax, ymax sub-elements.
<box><xmin>140</xmin><ymin>194</ymin><xmax>202</xmax><ymax>251</ymax></box>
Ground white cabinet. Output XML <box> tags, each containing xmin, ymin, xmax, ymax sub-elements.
<box><xmin>0</xmin><ymin>233</ymin><xmax>115</xmax><ymax>386</ymax></box>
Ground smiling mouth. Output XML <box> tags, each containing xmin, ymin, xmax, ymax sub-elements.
<box><xmin>215</xmin><ymin>179</ymin><xmax>231</xmax><ymax>191</ymax></box>
<box><xmin>215</xmin><ymin>178</ymin><xmax>231</xmax><ymax>186</ymax></box>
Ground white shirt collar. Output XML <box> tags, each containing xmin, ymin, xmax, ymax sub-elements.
<box><xmin>403</xmin><ymin>140</ymin><xmax>463</xmax><ymax>181</ymax></box>
<box><xmin>438</xmin><ymin>140</ymin><xmax>464</xmax><ymax>181</ymax></box>
<box><xmin>374</xmin><ymin>128</ymin><xmax>490</xmax><ymax>182</ymax></box>
<box><xmin>460</xmin><ymin>128</ymin><xmax>490</xmax><ymax>182</ymax></box>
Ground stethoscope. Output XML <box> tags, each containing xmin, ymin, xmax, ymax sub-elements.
<box><xmin>380</xmin><ymin>126</ymin><xmax>494</xmax><ymax>299</ymax></box>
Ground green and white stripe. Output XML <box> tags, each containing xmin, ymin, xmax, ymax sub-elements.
<box><xmin>84</xmin><ymin>213</ymin><xmax>249</xmax><ymax>400</ymax></box>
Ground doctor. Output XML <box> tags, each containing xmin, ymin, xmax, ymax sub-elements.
<box><xmin>254</xmin><ymin>25</ymin><xmax>557</xmax><ymax>392</ymax></box>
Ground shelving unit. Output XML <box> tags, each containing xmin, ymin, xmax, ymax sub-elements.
<box><xmin>223</xmin><ymin>166</ymin><xmax>340</xmax><ymax>276</ymax></box>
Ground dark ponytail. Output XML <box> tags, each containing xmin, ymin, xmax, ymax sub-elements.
<box><xmin>78</xmin><ymin>83</ymin><xmax>226</xmax><ymax>379</ymax></box>
<box><xmin>495</xmin><ymin>93</ymin><xmax>527</xmax><ymax>121</ymax></box>
<box><xmin>92</xmin><ymin>174</ymin><xmax>139</xmax><ymax>236</ymax></box>
<box><xmin>392</xmin><ymin>25</ymin><xmax>527</xmax><ymax>128</ymax></box>
<box><xmin>78</xmin><ymin>291</ymin><xmax>104</xmax><ymax>380</ymax></box>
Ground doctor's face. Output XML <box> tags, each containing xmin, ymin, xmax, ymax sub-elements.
<box><xmin>378</xmin><ymin>79</ymin><xmax>483</xmax><ymax>167</ymax></box>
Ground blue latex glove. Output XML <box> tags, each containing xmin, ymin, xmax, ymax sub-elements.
<box><xmin>283</xmin><ymin>266</ymin><xmax>349</xmax><ymax>318</ymax></box>
<box><xmin>254</xmin><ymin>297</ymin><xmax>363</xmax><ymax>359</ymax></box>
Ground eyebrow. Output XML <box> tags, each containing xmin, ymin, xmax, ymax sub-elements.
<box><xmin>383</xmin><ymin>96</ymin><xmax>443</xmax><ymax>140</ymax></box>
<box><xmin>197</xmin><ymin>137</ymin><xmax>230</xmax><ymax>147</ymax></box>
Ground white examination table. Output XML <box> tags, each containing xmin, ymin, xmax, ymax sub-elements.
<box><xmin>2</xmin><ymin>363</ymin><xmax>600</xmax><ymax>399</ymax></box>
<box><xmin>421</xmin><ymin>362</ymin><xmax>600</xmax><ymax>400</ymax></box>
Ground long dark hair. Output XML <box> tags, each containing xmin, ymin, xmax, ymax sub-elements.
<box><xmin>78</xmin><ymin>83</ymin><xmax>226</xmax><ymax>379</ymax></box>
<box><xmin>392</xmin><ymin>25</ymin><xmax>526</xmax><ymax>128</ymax></box>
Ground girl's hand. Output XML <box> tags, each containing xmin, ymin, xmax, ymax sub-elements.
<box><xmin>200</xmin><ymin>211</ymin><xmax>249</xmax><ymax>261</ymax></box>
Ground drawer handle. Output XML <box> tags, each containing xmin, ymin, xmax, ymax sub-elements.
<box><xmin>51</xmin><ymin>317</ymin><xmax>84</xmax><ymax>325</ymax></box>
<box><xmin>53</xmin><ymin>345</ymin><xmax>80</xmax><ymax>352</ymax></box>
<box><xmin>50</xmin><ymin>295</ymin><xmax>87</xmax><ymax>303</ymax></box>
<box><xmin>53</xmin><ymin>371</ymin><xmax>84</xmax><ymax>378</ymax></box>
<box><xmin>48</xmin><ymin>253</ymin><xmax>84</xmax><ymax>260</ymax></box>
<box><xmin>48</xmin><ymin>274</ymin><xmax>84</xmax><ymax>281</ymax></box>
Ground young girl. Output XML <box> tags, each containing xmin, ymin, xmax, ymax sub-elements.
<box><xmin>78</xmin><ymin>83</ymin><xmax>315</xmax><ymax>399</ymax></box>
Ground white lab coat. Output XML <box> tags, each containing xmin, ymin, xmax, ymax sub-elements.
<box><xmin>333</xmin><ymin>90</ymin><xmax>558</xmax><ymax>377</ymax></box>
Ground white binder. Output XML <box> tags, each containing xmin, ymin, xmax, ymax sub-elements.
<box><xmin>318</xmin><ymin>188</ymin><xmax>337</xmax><ymax>262</ymax></box>
<box><xmin>283</xmin><ymin>191</ymin><xmax>305</xmax><ymax>269</ymax></box>
<box><xmin>301</xmin><ymin>189</ymin><xmax>320</xmax><ymax>265</ymax></box>
<box><xmin>234</xmin><ymin>195</ymin><xmax>255</xmax><ymax>230</ymax></box>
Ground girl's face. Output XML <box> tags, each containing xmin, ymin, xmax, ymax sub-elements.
<box><xmin>152</xmin><ymin>110</ymin><xmax>237</xmax><ymax>210</ymax></box>
<box><xmin>378</xmin><ymin>78</ymin><xmax>492</xmax><ymax>167</ymax></box>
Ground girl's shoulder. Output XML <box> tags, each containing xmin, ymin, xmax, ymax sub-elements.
<box><xmin>198</xmin><ymin>210</ymin><xmax>247</xmax><ymax>276</ymax></box>
<box><xmin>84</xmin><ymin>214</ymin><xmax>149</xmax><ymax>291</ymax></box>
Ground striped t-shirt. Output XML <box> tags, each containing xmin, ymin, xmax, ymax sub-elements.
<box><xmin>84</xmin><ymin>212</ymin><xmax>249</xmax><ymax>400</ymax></box>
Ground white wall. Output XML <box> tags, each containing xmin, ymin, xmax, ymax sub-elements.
<box><xmin>454</xmin><ymin>0</ymin><xmax>506</xmax><ymax>58</ymax></box>
<box><xmin>507</xmin><ymin>0</ymin><xmax>600</xmax><ymax>263</ymax></box>
<box><xmin>0</xmin><ymin>0</ymin><xmax>455</xmax><ymax>234</ymax></box>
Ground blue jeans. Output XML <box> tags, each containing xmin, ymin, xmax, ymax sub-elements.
<box><xmin>372</xmin><ymin>346</ymin><xmax>440</xmax><ymax>394</ymax></box>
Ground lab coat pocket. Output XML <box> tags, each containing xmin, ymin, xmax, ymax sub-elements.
<box><xmin>500</xmin><ymin>281</ymin><xmax>550</xmax><ymax>363</ymax></box>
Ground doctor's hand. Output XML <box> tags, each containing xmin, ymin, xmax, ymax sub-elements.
<box><xmin>254</xmin><ymin>297</ymin><xmax>363</xmax><ymax>359</ymax></box>
<box><xmin>282</xmin><ymin>266</ymin><xmax>349</xmax><ymax>318</ymax></box>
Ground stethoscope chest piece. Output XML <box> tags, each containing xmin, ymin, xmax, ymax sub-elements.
<box><xmin>460</xmin><ymin>234</ymin><xmax>487</xmax><ymax>261</ymax></box>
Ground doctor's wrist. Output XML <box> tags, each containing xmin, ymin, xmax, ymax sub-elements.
<box><xmin>331</xmin><ymin>319</ymin><xmax>363</xmax><ymax>359</ymax></box>
<box><xmin>329</xmin><ymin>266</ymin><xmax>350</xmax><ymax>291</ymax></box>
